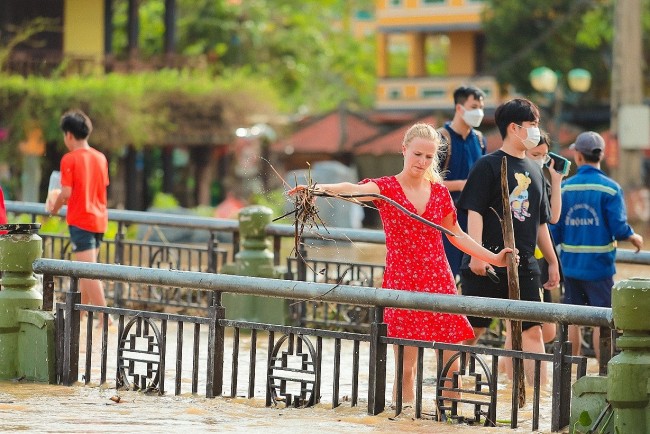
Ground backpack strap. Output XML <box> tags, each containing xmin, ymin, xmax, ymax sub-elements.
<box><xmin>437</xmin><ymin>126</ymin><xmax>452</xmax><ymax>172</ymax></box>
<box><xmin>474</xmin><ymin>129</ymin><xmax>486</xmax><ymax>153</ymax></box>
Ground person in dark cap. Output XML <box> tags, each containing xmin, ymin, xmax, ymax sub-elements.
<box><xmin>551</xmin><ymin>130</ymin><xmax>643</xmax><ymax>364</ymax></box>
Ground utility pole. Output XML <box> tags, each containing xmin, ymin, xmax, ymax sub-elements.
<box><xmin>610</xmin><ymin>0</ymin><xmax>647</xmax><ymax>192</ymax></box>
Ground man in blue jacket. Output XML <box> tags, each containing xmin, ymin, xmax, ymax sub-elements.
<box><xmin>551</xmin><ymin>131</ymin><xmax>643</xmax><ymax>362</ymax></box>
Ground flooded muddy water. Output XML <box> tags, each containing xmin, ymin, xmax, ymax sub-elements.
<box><xmin>0</xmin><ymin>313</ymin><xmax>602</xmax><ymax>434</ymax></box>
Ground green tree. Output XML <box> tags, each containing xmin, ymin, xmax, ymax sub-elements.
<box><xmin>111</xmin><ymin>0</ymin><xmax>376</xmax><ymax>113</ymax></box>
<box><xmin>483</xmin><ymin>0</ymin><xmax>650</xmax><ymax>99</ymax></box>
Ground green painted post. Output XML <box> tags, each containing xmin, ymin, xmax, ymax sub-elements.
<box><xmin>222</xmin><ymin>205</ymin><xmax>282</xmax><ymax>278</ymax></box>
<box><xmin>0</xmin><ymin>226</ymin><xmax>43</xmax><ymax>379</ymax></box>
<box><xmin>607</xmin><ymin>277</ymin><xmax>650</xmax><ymax>433</ymax></box>
<box><xmin>235</xmin><ymin>205</ymin><xmax>279</xmax><ymax>278</ymax></box>
<box><xmin>0</xmin><ymin>224</ymin><xmax>55</xmax><ymax>383</ymax></box>
<box><xmin>221</xmin><ymin>206</ymin><xmax>287</xmax><ymax>324</ymax></box>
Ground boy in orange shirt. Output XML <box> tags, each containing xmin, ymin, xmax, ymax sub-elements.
<box><xmin>47</xmin><ymin>110</ymin><xmax>111</xmax><ymax>327</ymax></box>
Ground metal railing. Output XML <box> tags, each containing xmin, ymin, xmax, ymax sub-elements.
<box><xmin>9</xmin><ymin>200</ymin><xmax>648</xmax><ymax>315</ymax></box>
<box><xmin>33</xmin><ymin>258</ymin><xmax>612</xmax><ymax>431</ymax></box>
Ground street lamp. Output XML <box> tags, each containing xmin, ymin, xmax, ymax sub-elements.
<box><xmin>529</xmin><ymin>66</ymin><xmax>592</xmax><ymax>94</ymax></box>
<box><xmin>529</xmin><ymin>67</ymin><xmax>592</xmax><ymax>145</ymax></box>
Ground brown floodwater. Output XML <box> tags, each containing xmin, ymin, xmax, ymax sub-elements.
<box><xmin>0</xmin><ymin>313</ymin><xmax>603</xmax><ymax>434</ymax></box>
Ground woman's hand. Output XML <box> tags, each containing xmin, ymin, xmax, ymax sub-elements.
<box><xmin>287</xmin><ymin>185</ymin><xmax>310</xmax><ymax>196</ymax></box>
<box><xmin>493</xmin><ymin>247</ymin><xmax>519</xmax><ymax>268</ymax></box>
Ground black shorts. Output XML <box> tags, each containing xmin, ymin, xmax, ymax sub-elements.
<box><xmin>69</xmin><ymin>225</ymin><xmax>104</xmax><ymax>253</ymax></box>
<box><xmin>460</xmin><ymin>270</ymin><xmax>543</xmax><ymax>331</ymax></box>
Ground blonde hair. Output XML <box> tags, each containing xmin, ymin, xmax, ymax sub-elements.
<box><xmin>402</xmin><ymin>123</ymin><xmax>445</xmax><ymax>183</ymax></box>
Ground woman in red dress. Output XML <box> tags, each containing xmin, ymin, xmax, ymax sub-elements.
<box><xmin>289</xmin><ymin>123</ymin><xmax>512</xmax><ymax>405</ymax></box>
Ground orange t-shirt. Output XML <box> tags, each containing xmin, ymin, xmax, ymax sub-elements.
<box><xmin>60</xmin><ymin>147</ymin><xmax>109</xmax><ymax>233</ymax></box>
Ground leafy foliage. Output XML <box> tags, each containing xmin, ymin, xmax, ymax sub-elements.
<box><xmin>0</xmin><ymin>17</ymin><xmax>60</xmax><ymax>72</ymax></box>
<box><xmin>110</xmin><ymin>0</ymin><xmax>376</xmax><ymax>112</ymax></box>
<box><xmin>0</xmin><ymin>69</ymin><xmax>279</xmax><ymax>161</ymax></box>
<box><xmin>481</xmin><ymin>0</ymin><xmax>650</xmax><ymax>100</ymax></box>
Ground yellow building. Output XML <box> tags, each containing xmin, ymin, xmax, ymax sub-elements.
<box><xmin>62</xmin><ymin>0</ymin><xmax>106</xmax><ymax>73</ymax></box>
<box><xmin>1</xmin><ymin>0</ymin><xmax>176</xmax><ymax>75</ymax></box>
<box><xmin>375</xmin><ymin>0</ymin><xmax>500</xmax><ymax>111</ymax></box>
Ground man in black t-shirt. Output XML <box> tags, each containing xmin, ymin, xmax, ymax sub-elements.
<box><xmin>457</xmin><ymin>98</ymin><xmax>560</xmax><ymax>386</ymax></box>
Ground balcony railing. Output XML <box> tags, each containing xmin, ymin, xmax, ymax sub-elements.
<box><xmin>376</xmin><ymin>75</ymin><xmax>500</xmax><ymax>111</ymax></box>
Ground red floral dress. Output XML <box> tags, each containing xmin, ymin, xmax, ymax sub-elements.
<box><xmin>362</xmin><ymin>176</ymin><xmax>474</xmax><ymax>343</ymax></box>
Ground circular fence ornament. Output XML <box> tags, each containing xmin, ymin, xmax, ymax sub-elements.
<box><xmin>117</xmin><ymin>316</ymin><xmax>163</xmax><ymax>393</ymax></box>
<box><xmin>268</xmin><ymin>333</ymin><xmax>318</xmax><ymax>407</ymax></box>
<box><xmin>436</xmin><ymin>351</ymin><xmax>496</xmax><ymax>426</ymax></box>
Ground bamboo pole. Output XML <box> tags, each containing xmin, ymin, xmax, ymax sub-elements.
<box><xmin>500</xmin><ymin>157</ymin><xmax>525</xmax><ymax>408</ymax></box>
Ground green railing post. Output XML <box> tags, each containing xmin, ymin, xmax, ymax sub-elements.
<box><xmin>608</xmin><ymin>278</ymin><xmax>650</xmax><ymax>433</ymax></box>
<box><xmin>222</xmin><ymin>206</ymin><xmax>287</xmax><ymax>324</ymax></box>
<box><xmin>0</xmin><ymin>224</ymin><xmax>55</xmax><ymax>383</ymax></box>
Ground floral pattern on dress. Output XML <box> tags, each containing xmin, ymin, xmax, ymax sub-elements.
<box><xmin>362</xmin><ymin>176</ymin><xmax>475</xmax><ymax>343</ymax></box>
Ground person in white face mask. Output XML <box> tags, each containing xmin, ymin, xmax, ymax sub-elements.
<box><xmin>496</xmin><ymin>133</ymin><xmax>566</xmax><ymax>375</ymax></box>
<box><xmin>437</xmin><ymin>85</ymin><xmax>487</xmax><ymax>280</ymax></box>
<box><xmin>526</xmin><ymin>133</ymin><xmax>565</xmax><ymax>224</ymax></box>
<box><xmin>521</xmin><ymin>133</ymin><xmax>567</xmax><ymax>346</ymax></box>
<box><xmin>457</xmin><ymin>98</ymin><xmax>560</xmax><ymax>386</ymax></box>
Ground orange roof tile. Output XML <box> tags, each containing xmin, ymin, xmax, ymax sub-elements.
<box><xmin>273</xmin><ymin>110</ymin><xmax>380</xmax><ymax>154</ymax></box>
<box><xmin>354</xmin><ymin>115</ymin><xmax>439</xmax><ymax>156</ymax></box>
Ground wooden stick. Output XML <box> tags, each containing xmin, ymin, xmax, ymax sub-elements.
<box><xmin>500</xmin><ymin>157</ymin><xmax>526</xmax><ymax>408</ymax></box>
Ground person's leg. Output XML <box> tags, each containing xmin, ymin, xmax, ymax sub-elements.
<box><xmin>591</xmin><ymin>326</ymin><xmax>601</xmax><ymax>361</ymax></box>
<box><xmin>499</xmin><ymin>322</ymin><xmax>512</xmax><ymax>374</ymax></box>
<box><xmin>541</xmin><ymin>323</ymin><xmax>557</xmax><ymax>344</ymax></box>
<box><xmin>70</xmin><ymin>227</ymin><xmax>110</xmax><ymax>328</ymax></box>
<box><xmin>562</xmin><ymin>277</ymin><xmax>591</xmax><ymax>356</ymax></box>
<box><xmin>73</xmin><ymin>248</ymin><xmax>107</xmax><ymax>308</ymax></box>
<box><xmin>502</xmin><ymin>323</ymin><xmax>547</xmax><ymax>385</ymax></box>
<box><xmin>463</xmin><ymin>327</ymin><xmax>486</xmax><ymax>346</ymax></box>
<box><xmin>521</xmin><ymin>325</ymin><xmax>546</xmax><ymax>385</ymax></box>
<box><xmin>583</xmin><ymin>277</ymin><xmax>614</xmax><ymax>364</ymax></box>
<box><xmin>459</xmin><ymin>270</ymin><xmax>500</xmax><ymax>346</ymax></box>
<box><xmin>568</xmin><ymin>325</ymin><xmax>582</xmax><ymax>356</ymax></box>
<box><xmin>392</xmin><ymin>345</ymin><xmax>417</xmax><ymax>404</ymax></box>
<box><xmin>508</xmin><ymin>275</ymin><xmax>547</xmax><ymax>385</ymax></box>
<box><xmin>541</xmin><ymin>287</ymin><xmax>557</xmax><ymax>343</ymax></box>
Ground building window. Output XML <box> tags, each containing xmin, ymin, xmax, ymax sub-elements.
<box><xmin>422</xmin><ymin>88</ymin><xmax>445</xmax><ymax>99</ymax></box>
<box><xmin>389</xmin><ymin>89</ymin><xmax>402</xmax><ymax>99</ymax></box>
<box><xmin>426</xmin><ymin>35</ymin><xmax>449</xmax><ymax>76</ymax></box>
